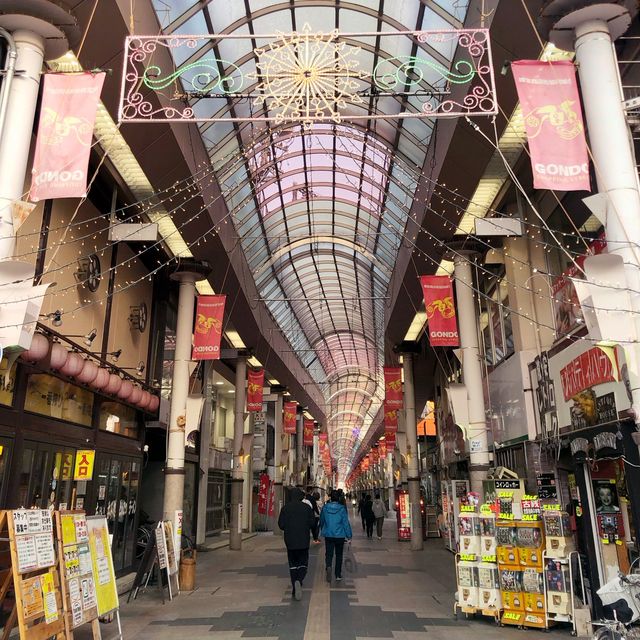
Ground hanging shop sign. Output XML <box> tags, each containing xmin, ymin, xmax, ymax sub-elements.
<box><xmin>379</xmin><ymin>440</ymin><xmax>387</xmax><ymax>457</ymax></box>
<box><xmin>258</xmin><ymin>473</ymin><xmax>270</xmax><ymax>515</ymax></box>
<box><xmin>283</xmin><ymin>401</ymin><xmax>297</xmax><ymax>434</ymax></box>
<box><xmin>303</xmin><ymin>419</ymin><xmax>314</xmax><ymax>446</ymax></box>
<box><xmin>73</xmin><ymin>450</ymin><xmax>95</xmax><ymax>481</ymax></box>
<box><xmin>385</xmin><ymin>431</ymin><xmax>396</xmax><ymax>449</ymax></box>
<box><xmin>30</xmin><ymin>72</ymin><xmax>106</xmax><ymax>201</ymax></box>
<box><xmin>383</xmin><ymin>402</ymin><xmax>399</xmax><ymax>432</ymax></box>
<box><xmin>420</xmin><ymin>275</ymin><xmax>460</xmax><ymax>347</ymax></box>
<box><xmin>384</xmin><ymin>367</ymin><xmax>403</xmax><ymax>409</ymax></box>
<box><xmin>246</xmin><ymin>368</ymin><xmax>265</xmax><ymax>412</ymax></box>
<box><xmin>192</xmin><ymin>295</ymin><xmax>226</xmax><ymax>360</ymax></box>
<box><xmin>531</xmin><ymin>342</ymin><xmax>630</xmax><ymax>433</ymax></box>
<box><xmin>511</xmin><ymin>60</ymin><xmax>590</xmax><ymax>192</ymax></box>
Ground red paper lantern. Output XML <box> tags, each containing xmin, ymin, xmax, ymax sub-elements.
<box><xmin>49</xmin><ymin>343</ymin><xmax>68</xmax><ymax>370</ymax></box>
<box><xmin>91</xmin><ymin>368</ymin><xmax>110</xmax><ymax>390</ymax></box>
<box><xmin>20</xmin><ymin>333</ymin><xmax>49</xmax><ymax>362</ymax></box>
<box><xmin>117</xmin><ymin>379</ymin><xmax>133</xmax><ymax>401</ymax></box>
<box><xmin>59</xmin><ymin>352</ymin><xmax>84</xmax><ymax>378</ymax></box>
<box><xmin>76</xmin><ymin>359</ymin><xmax>98</xmax><ymax>384</ymax></box>
<box><xmin>105</xmin><ymin>373</ymin><xmax>122</xmax><ymax>395</ymax></box>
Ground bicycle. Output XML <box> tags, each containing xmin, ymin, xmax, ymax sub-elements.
<box><xmin>593</xmin><ymin>562</ymin><xmax>640</xmax><ymax>640</ymax></box>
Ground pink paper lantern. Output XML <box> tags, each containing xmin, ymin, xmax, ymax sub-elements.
<box><xmin>49</xmin><ymin>343</ymin><xmax>68</xmax><ymax>370</ymax></box>
<box><xmin>105</xmin><ymin>373</ymin><xmax>122</xmax><ymax>395</ymax></box>
<box><xmin>148</xmin><ymin>394</ymin><xmax>160</xmax><ymax>412</ymax></box>
<box><xmin>129</xmin><ymin>385</ymin><xmax>142</xmax><ymax>405</ymax></box>
<box><xmin>60</xmin><ymin>352</ymin><xmax>84</xmax><ymax>378</ymax></box>
<box><xmin>91</xmin><ymin>367</ymin><xmax>110</xmax><ymax>390</ymax></box>
<box><xmin>117</xmin><ymin>379</ymin><xmax>133</xmax><ymax>401</ymax></box>
<box><xmin>76</xmin><ymin>359</ymin><xmax>98</xmax><ymax>385</ymax></box>
<box><xmin>20</xmin><ymin>333</ymin><xmax>50</xmax><ymax>362</ymax></box>
<box><xmin>138</xmin><ymin>391</ymin><xmax>152</xmax><ymax>409</ymax></box>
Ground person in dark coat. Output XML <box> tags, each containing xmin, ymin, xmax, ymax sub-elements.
<box><xmin>304</xmin><ymin>486</ymin><xmax>321</xmax><ymax>542</ymax></box>
<box><xmin>278</xmin><ymin>487</ymin><xmax>316</xmax><ymax>600</ymax></box>
<box><xmin>362</xmin><ymin>494</ymin><xmax>375</xmax><ymax>539</ymax></box>
<box><xmin>357</xmin><ymin>495</ymin><xmax>367</xmax><ymax>531</ymax></box>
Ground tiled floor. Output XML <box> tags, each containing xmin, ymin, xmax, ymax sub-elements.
<box><xmin>82</xmin><ymin>515</ymin><xmax>576</xmax><ymax>639</ymax></box>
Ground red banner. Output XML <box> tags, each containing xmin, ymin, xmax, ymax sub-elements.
<box><xmin>268</xmin><ymin>482</ymin><xmax>275</xmax><ymax>517</ymax></box>
<box><xmin>246</xmin><ymin>368</ymin><xmax>264</xmax><ymax>412</ymax></box>
<box><xmin>303</xmin><ymin>419</ymin><xmax>314</xmax><ymax>446</ymax></box>
<box><xmin>30</xmin><ymin>73</ymin><xmax>106</xmax><ymax>201</ymax></box>
<box><xmin>385</xmin><ymin>431</ymin><xmax>396</xmax><ymax>449</ymax></box>
<box><xmin>512</xmin><ymin>61</ymin><xmax>590</xmax><ymax>192</ymax></box>
<box><xmin>192</xmin><ymin>295</ymin><xmax>226</xmax><ymax>360</ymax></box>
<box><xmin>384</xmin><ymin>367</ymin><xmax>403</xmax><ymax>409</ymax></box>
<box><xmin>257</xmin><ymin>473</ymin><xmax>270</xmax><ymax>515</ymax></box>
<box><xmin>371</xmin><ymin>447</ymin><xmax>379</xmax><ymax>464</ymax></box>
<box><xmin>420</xmin><ymin>275</ymin><xmax>460</xmax><ymax>347</ymax></box>
<box><xmin>319</xmin><ymin>432</ymin><xmax>328</xmax><ymax>443</ymax></box>
<box><xmin>559</xmin><ymin>346</ymin><xmax>619</xmax><ymax>401</ymax></box>
<box><xmin>379</xmin><ymin>440</ymin><xmax>387</xmax><ymax>457</ymax></box>
<box><xmin>384</xmin><ymin>402</ymin><xmax>399</xmax><ymax>432</ymax></box>
<box><xmin>283</xmin><ymin>401</ymin><xmax>297</xmax><ymax>434</ymax></box>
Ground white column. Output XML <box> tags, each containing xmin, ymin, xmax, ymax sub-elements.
<box><xmin>163</xmin><ymin>273</ymin><xmax>199</xmax><ymax>521</ymax></box>
<box><xmin>273</xmin><ymin>392</ymin><xmax>284</xmax><ymax>536</ymax></box>
<box><xmin>403</xmin><ymin>352</ymin><xmax>423</xmax><ymax>550</ymax></box>
<box><xmin>387</xmin><ymin>452</ymin><xmax>395</xmax><ymax>511</ymax></box>
<box><xmin>230</xmin><ymin>355</ymin><xmax>247</xmax><ymax>550</ymax></box>
<box><xmin>195</xmin><ymin>361</ymin><xmax>213</xmax><ymax>546</ymax></box>
<box><xmin>454</xmin><ymin>256</ymin><xmax>490</xmax><ymax>494</ymax></box>
<box><xmin>312</xmin><ymin>429</ymin><xmax>319</xmax><ymax>484</ymax></box>
<box><xmin>0</xmin><ymin>30</ymin><xmax>44</xmax><ymax>260</ymax></box>
<box><xmin>574</xmin><ymin>19</ymin><xmax>640</xmax><ymax>423</ymax></box>
<box><xmin>296</xmin><ymin>413</ymin><xmax>304</xmax><ymax>487</ymax></box>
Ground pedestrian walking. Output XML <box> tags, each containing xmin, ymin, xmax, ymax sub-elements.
<box><xmin>357</xmin><ymin>494</ymin><xmax>367</xmax><ymax>531</ymax></box>
<box><xmin>372</xmin><ymin>493</ymin><xmax>387</xmax><ymax>539</ymax></box>
<box><xmin>304</xmin><ymin>485</ymin><xmax>320</xmax><ymax>542</ymax></box>
<box><xmin>278</xmin><ymin>487</ymin><xmax>316</xmax><ymax>600</ymax></box>
<box><xmin>363</xmin><ymin>494</ymin><xmax>375</xmax><ymax>539</ymax></box>
<box><xmin>319</xmin><ymin>490</ymin><xmax>352</xmax><ymax>583</ymax></box>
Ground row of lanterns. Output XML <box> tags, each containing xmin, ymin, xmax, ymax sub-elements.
<box><xmin>21</xmin><ymin>333</ymin><xmax>160</xmax><ymax>412</ymax></box>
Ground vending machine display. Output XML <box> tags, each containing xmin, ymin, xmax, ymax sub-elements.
<box><xmin>496</xmin><ymin>523</ymin><xmax>519</xmax><ymax>565</ymax></box>
<box><xmin>457</xmin><ymin>561</ymin><xmax>479</xmax><ymax>608</ymax></box>
<box><xmin>480</xmin><ymin>513</ymin><xmax>497</xmax><ymax>558</ymax></box>
<box><xmin>545</xmin><ymin>559</ymin><xmax>572</xmax><ymax>615</ymax></box>
<box><xmin>442</xmin><ymin>480</ymin><xmax>471</xmax><ymax>552</ymax></box>
<box><xmin>543</xmin><ymin>511</ymin><xmax>574</xmax><ymax>558</ymax></box>
<box><xmin>500</xmin><ymin>567</ymin><xmax>524</xmax><ymax>624</ymax></box>
<box><xmin>459</xmin><ymin>513</ymin><xmax>481</xmax><ymax>556</ymax></box>
<box><xmin>517</xmin><ymin>522</ymin><xmax>545</xmax><ymax>567</ymax></box>
<box><xmin>478</xmin><ymin>563</ymin><xmax>501</xmax><ymax>611</ymax></box>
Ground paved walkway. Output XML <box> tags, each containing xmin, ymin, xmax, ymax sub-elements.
<box><xmin>87</xmin><ymin>514</ymin><xmax>574</xmax><ymax>640</ymax></box>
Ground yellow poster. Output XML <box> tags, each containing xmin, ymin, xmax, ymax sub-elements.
<box><xmin>73</xmin><ymin>450</ymin><xmax>95</xmax><ymax>481</ymax></box>
<box><xmin>86</xmin><ymin>516</ymin><xmax>118</xmax><ymax>616</ymax></box>
<box><xmin>60</xmin><ymin>514</ymin><xmax>76</xmax><ymax>546</ymax></box>
<box><xmin>41</xmin><ymin>572</ymin><xmax>58</xmax><ymax>624</ymax></box>
<box><xmin>21</xmin><ymin>575</ymin><xmax>44</xmax><ymax>618</ymax></box>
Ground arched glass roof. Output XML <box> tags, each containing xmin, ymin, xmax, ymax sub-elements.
<box><xmin>152</xmin><ymin>0</ymin><xmax>471</xmax><ymax>478</ymax></box>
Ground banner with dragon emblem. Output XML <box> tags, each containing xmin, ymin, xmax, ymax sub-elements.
<box><xmin>192</xmin><ymin>295</ymin><xmax>226</xmax><ymax>359</ymax></box>
<box><xmin>385</xmin><ymin>431</ymin><xmax>396</xmax><ymax>449</ymax></box>
<box><xmin>246</xmin><ymin>368</ymin><xmax>264</xmax><ymax>412</ymax></box>
<box><xmin>383</xmin><ymin>366</ymin><xmax>403</xmax><ymax>409</ymax></box>
<box><xmin>379</xmin><ymin>439</ymin><xmax>387</xmax><ymax>457</ymax></box>
<box><xmin>283</xmin><ymin>401</ymin><xmax>297</xmax><ymax>434</ymax></box>
<box><xmin>383</xmin><ymin>402</ymin><xmax>399</xmax><ymax>432</ymax></box>
<box><xmin>303</xmin><ymin>419</ymin><xmax>314</xmax><ymax>446</ymax></box>
<box><xmin>30</xmin><ymin>72</ymin><xmax>105</xmax><ymax>201</ymax></box>
<box><xmin>512</xmin><ymin>60</ymin><xmax>589</xmax><ymax>192</ymax></box>
<box><xmin>420</xmin><ymin>275</ymin><xmax>459</xmax><ymax>347</ymax></box>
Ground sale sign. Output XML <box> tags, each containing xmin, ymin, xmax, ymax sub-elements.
<box><xmin>384</xmin><ymin>367</ymin><xmax>403</xmax><ymax>409</ymax></box>
<box><xmin>192</xmin><ymin>295</ymin><xmax>226</xmax><ymax>360</ymax></box>
<box><xmin>512</xmin><ymin>61</ymin><xmax>590</xmax><ymax>192</ymax></box>
<box><xmin>283</xmin><ymin>401</ymin><xmax>297</xmax><ymax>434</ymax></box>
<box><xmin>30</xmin><ymin>73</ymin><xmax>106</xmax><ymax>201</ymax></box>
<box><xmin>246</xmin><ymin>368</ymin><xmax>264</xmax><ymax>412</ymax></box>
<box><xmin>420</xmin><ymin>275</ymin><xmax>459</xmax><ymax>347</ymax></box>
<box><xmin>384</xmin><ymin>402</ymin><xmax>399</xmax><ymax>432</ymax></box>
<box><xmin>303</xmin><ymin>419</ymin><xmax>314</xmax><ymax>446</ymax></box>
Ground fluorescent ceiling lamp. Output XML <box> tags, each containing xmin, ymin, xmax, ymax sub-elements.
<box><xmin>224</xmin><ymin>330</ymin><xmax>246</xmax><ymax>349</ymax></box>
<box><xmin>48</xmin><ymin>53</ymin><xmax>214</xmax><ymax>296</ymax></box>
<box><xmin>247</xmin><ymin>355</ymin><xmax>262</xmax><ymax>368</ymax></box>
<box><xmin>404</xmin><ymin>309</ymin><xmax>427</xmax><ymax>342</ymax></box>
<box><xmin>269</xmin><ymin>378</ymin><xmax>280</xmax><ymax>385</ymax></box>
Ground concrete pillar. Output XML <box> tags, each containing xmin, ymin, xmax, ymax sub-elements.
<box><xmin>312</xmin><ymin>428</ymin><xmax>319</xmax><ymax>483</ymax></box>
<box><xmin>273</xmin><ymin>392</ymin><xmax>284</xmax><ymax>536</ymax></box>
<box><xmin>453</xmin><ymin>255</ymin><xmax>490</xmax><ymax>494</ymax></box>
<box><xmin>0</xmin><ymin>30</ymin><xmax>44</xmax><ymax>260</ymax></box>
<box><xmin>195</xmin><ymin>361</ymin><xmax>213</xmax><ymax>546</ymax></box>
<box><xmin>296</xmin><ymin>413</ymin><xmax>304</xmax><ymax>487</ymax></box>
<box><xmin>387</xmin><ymin>452</ymin><xmax>395</xmax><ymax>511</ymax></box>
<box><xmin>403</xmin><ymin>352</ymin><xmax>423</xmax><ymax>550</ymax></box>
<box><xmin>164</xmin><ymin>265</ymin><xmax>209</xmax><ymax>521</ymax></box>
<box><xmin>230</xmin><ymin>355</ymin><xmax>247</xmax><ymax>550</ymax></box>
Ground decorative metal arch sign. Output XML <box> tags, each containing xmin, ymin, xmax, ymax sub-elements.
<box><xmin>119</xmin><ymin>25</ymin><xmax>497</xmax><ymax>125</ymax></box>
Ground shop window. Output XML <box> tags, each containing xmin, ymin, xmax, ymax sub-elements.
<box><xmin>480</xmin><ymin>275</ymin><xmax>514</xmax><ymax>367</ymax></box>
<box><xmin>99</xmin><ymin>400</ymin><xmax>139</xmax><ymax>438</ymax></box>
<box><xmin>24</xmin><ymin>373</ymin><xmax>93</xmax><ymax>426</ymax></box>
<box><xmin>0</xmin><ymin>357</ymin><xmax>16</xmax><ymax>406</ymax></box>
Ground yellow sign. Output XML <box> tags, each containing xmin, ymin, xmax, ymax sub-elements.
<box><xmin>41</xmin><ymin>573</ymin><xmax>58</xmax><ymax>624</ymax></box>
<box><xmin>87</xmin><ymin>516</ymin><xmax>118</xmax><ymax>616</ymax></box>
<box><xmin>60</xmin><ymin>514</ymin><xmax>76</xmax><ymax>546</ymax></box>
<box><xmin>522</xmin><ymin>514</ymin><xmax>539</xmax><ymax>521</ymax></box>
<box><xmin>73</xmin><ymin>450</ymin><xmax>95</xmax><ymax>481</ymax></box>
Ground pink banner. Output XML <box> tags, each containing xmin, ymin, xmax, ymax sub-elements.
<box><xmin>512</xmin><ymin>61</ymin><xmax>589</xmax><ymax>192</ymax></box>
<box><xmin>30</xmin><ymin>73</ymin><xmax>105</xmax><ymax>201</ymax></box>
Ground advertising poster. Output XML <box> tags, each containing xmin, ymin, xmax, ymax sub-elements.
<box><xmin>192</xmin><ymin>295</ymin><xmax>226</xmax><ymax>360</ymax></box>
<box><xmin>258</xmin><ymin>473</ymin><xmax>270</xmax><ymax>515</ymax></box>
<box><xmin>283</xmin><ymin>401</ymin><xmax>297</xmax><ymax>434</ymax></box>
<box><xmin>303</xmin><ymin>419</ymin><xmax>314</xmax><ymax>446</ymax></box>
<box><xmin>86</xmin><ymin>516</ymin><xmax>118</xmax><ymax>616</ymax></box>
<box><xmin>420</xmin><ymin>275</ymin><xmax>460</xmax><ymax>347</ymax></box>
<box><xmin>21</xmin><ymin>576</ymin><xmax>44</xmax><ymax>618</ymax></box>
<box><xmin>41</xmin><ymin>573</ymin><xmax>58</xmax><ymax>624</ymax></box>
<box><xmin>246</xmin><ymin>368</ymin><xmax>265</xmax><ymax>412</ymax></box>
<box><xmin>383</xmin><ymin>367</ymin><xmax>403</xmax><ymax>409</ymax></box>
<box><xmin>383</xmin><ymin>403</ymin><xmax>399</xmax><ymax>432</ymax></box>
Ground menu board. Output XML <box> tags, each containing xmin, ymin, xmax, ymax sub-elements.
<box><xmin>12</xmin><ymin>510</ymin><xmax>56</xmax><ymax>574</ymax></box>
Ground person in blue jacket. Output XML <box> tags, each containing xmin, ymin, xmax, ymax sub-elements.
<box><xmin>319</xmin><ymin>490</ymin><xmax>352</xmax><ymax>583</ymax></box>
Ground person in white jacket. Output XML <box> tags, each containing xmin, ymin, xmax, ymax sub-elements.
<box><xmin>372</xmin><ymin>493</ymin><xmax>387</xmax><ymax>539</ymax></box>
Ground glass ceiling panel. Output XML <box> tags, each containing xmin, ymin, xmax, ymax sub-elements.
<box><xmin>151</xmin><ymin>0</ymin><xmax>472</xmax><ymax>476</ymax></box>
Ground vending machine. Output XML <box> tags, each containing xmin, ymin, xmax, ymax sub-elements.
<box><xmin>543</xmin><ymin>511</ymin><xmax>574</xmax><ymax>558</ymax></box>
<box><xmin>456</xmin><ymin>560</ymin><xmax>479</xmax><ymax>608</ymax></box>
<box><xmin>478</xmin><ymin>562</ymin><xmax>502</xmax><ymax>612</ymax></box>
<box><xmin>441</xmin><ymin>480</ymin><xmax>470</xmax><ymax>552</ymax></box>
<box><xmin>458</xmin><ymin>509</ymin><xmax>481</xmax><ymax>557</ymax></box>
<box><xmin>499</xmin><ymin>566</ymin><xmax>525</xmax><ymax>626</ymax></box>
<box><xmin>496</xmin><ymin>522</ymin><xmax>519</xmax><ymax>565</ymax></box>
<box><xmin>522</xmin><ymin>568</ymin><xmax>546</xmax><ymax>628</ymax></box>
<box><xmin>545</xmin><ymin>558</ymin><xmax>572</xmax><ymax>616</ymax></box>
<box><xmin>480</xmin><ymin>511</ymin><xmax>497</xmax><ymax>558</ymax></box>
<box><xmin>517</xmin><ymin>521</ymin><xmax>545</xmax><ymax>568</ymax></box>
